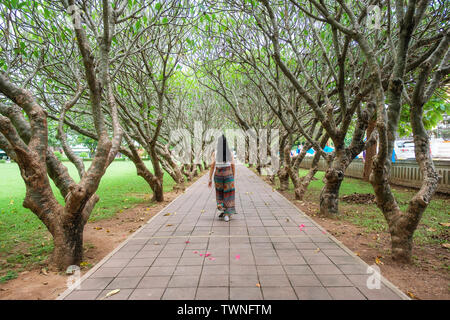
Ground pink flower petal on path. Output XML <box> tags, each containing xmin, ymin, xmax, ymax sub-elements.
<box><xmin>193</xmin><ymin>251</ymin><xmax>198</xmax><ymax>254</ymax></box>
<box><xmin>199</xmin><ymin>254</ymin><xmax>203</xmax><ymax>256</ymax></box>
<box><xmin>209</xmin><ymin>257</ymin><xmax>216</xmax><ymax>261</ymax></box>
<box><xmin>235</xmin><ymin>254</ymin><xmax>240</xmax><ymax>260</ymax></box>
<box><xmin>185</xmin><ymin>241</ymin><xmax>190</xmax><ymax>244</ymax></box>
<box><xmin>205</xmin><ymin>252</ymin><xmax>211</xmax><ymax>257</ymax></box>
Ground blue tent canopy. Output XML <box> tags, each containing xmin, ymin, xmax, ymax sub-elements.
<box><xmin>307</xmin><ymin>146</ymin><xmax>334</xmax><ymax>154</ymax></box>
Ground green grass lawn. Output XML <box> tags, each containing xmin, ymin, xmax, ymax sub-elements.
<box><xmin>0</xmin><ymin>160</ymin><xmax>175</xmax><ymax>282</ymax></box>
<box><xmin>290</xmin><ymin>169</ymin><xmax>450</xmax><ymax>246</ymax></box>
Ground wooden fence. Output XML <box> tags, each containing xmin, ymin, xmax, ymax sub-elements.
<box><xmin>298</xmin><ymin>158</ymin><xmax>450</xmax><ymax>195</ymax></box>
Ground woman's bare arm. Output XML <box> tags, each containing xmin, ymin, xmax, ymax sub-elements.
<box><xmin>231</xmin><ymin>155</ymin><xmax>235</xmax><ymax>177</ymax></box>
<box><xmin>208</xmin><ymin>152</ymin><xmax>215</xmax><ymax>187</ymax></box>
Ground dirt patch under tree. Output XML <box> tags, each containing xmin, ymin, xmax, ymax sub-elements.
<box><xmin>341</xmin><ymin>193</ymin><xmax>376</xmax><ymax>204</ymax></box>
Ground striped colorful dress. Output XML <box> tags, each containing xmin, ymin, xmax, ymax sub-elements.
<box><xmin>214</xmin><ymin>165</ymin><xmax>236</xmax><ymax>214</ymax></box>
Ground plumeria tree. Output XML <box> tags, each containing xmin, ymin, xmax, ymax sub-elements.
<box><xmin>0</xmin><ymin>0</ymin><xmax>127</xmax><ymax>268</ymax></box>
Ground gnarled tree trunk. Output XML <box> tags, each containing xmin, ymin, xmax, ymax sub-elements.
<box><xmin>151</xmin><ymin>177</ymin><xmax>164</xmax><ymax>202</ymax></box>
<box><xmin>0</xmin><ymin>71</ymin><xmax>114</xmax><ymax>270</ymax></box>
<box><xmin>295</xmin><ymin>159</ymin><xmax>319</xmax><ymax>200</ymax></box>
<box><xmin>157</xmin><ymin>143</ymin><xmax>185</xmax><ymax>191</ymax></box>
<box><xmin>363</xmin><ymin>119</ymin><xmax>377</xmax><ymax>181</ymax></box>
<box><xmin>295</xmin><ymin>133</ymin><xmax>329</xmax><ymax>200</ymax></box>
<box><xmin>285</xmin><ymin>142</ymin><xmax>310</xmax><ymax>200</ymax></box>
<box><xmin>51</xmin><ymin>213</ymin><xmax>85</xmax><ymax>267</ymax></box>
<box><xmin>120</xmin><ymin>132</ymin><xmax>165</xmax><ymax>202</ymax></box>
<box><xmin>278</xmin><ymin>166</ymin><xmax>290</xmax><ymax>190</ymax></box>
<box><xmin>319</xmin><ymin>160</ymin><xmax>345</xmax><ymax>216</ymax></box>
<box><xmin>182</xmin><ymin>164</ymin><xmax>197</xmax><ymax>181</ymax></box>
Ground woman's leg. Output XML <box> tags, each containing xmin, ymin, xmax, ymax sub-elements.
<box><xmin>222</xmin><ymin>166</ymin><xmax>236</xmax><ymax>218</ymax></box>
<box><xmin>214</xmin><ymin>168</ymin><xmax>225</xmax><ymax>216</ymax></box>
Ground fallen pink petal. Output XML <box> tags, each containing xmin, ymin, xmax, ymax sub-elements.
<box><xmin>185</xmin><ymin>241</ymin><xmax>190</xmax><ymax>244</ymax></box>
<box><xmin>235</xmin><ymin>254</ymin><xmax>240</xmax><ymax>260</ymax></box>
<box><xmin>193</xmin><ymin>251</ymin><xmax>198</xmax><ymax>254</ymax></box>
<box><xmin>199</xmin><ymin>253</ymin><xmax>203</xmax><ymax>256</ymax></box>
<box><xmin>205</xmin><ymin>252</ymin><xmax>211</xmax><ymax>257</ymax></box>
<box><xmin>209</xmin><ymin>257</ymin><xmax>216</xmax><ymax>261</ymax></box>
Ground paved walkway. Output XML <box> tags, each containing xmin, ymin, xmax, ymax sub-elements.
<box><xmin>59</xmin><ymin>165</ymin><xmax>407</xmax><ymax>300</ymax></box>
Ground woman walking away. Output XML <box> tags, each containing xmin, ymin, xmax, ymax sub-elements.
<box><xmin>208</xmin><ymin>135</ymin><xmax>236</xmax><ymax>222</ymax></box>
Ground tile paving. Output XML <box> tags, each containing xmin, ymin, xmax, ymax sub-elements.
<box><xmin>59</xmin><ymin>164</ymin><xmax>408</xmax><ymax>300</ymax></box>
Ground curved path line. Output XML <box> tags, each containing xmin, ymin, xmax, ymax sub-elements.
<box><xmin>58</xmin><ymin>164</ymin><xmax>408</xmax><ymax>300</ymax></box>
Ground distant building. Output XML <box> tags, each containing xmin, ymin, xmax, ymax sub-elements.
<box><xmin>432</xmin><ymin>114</ymin><xmax>450</xmax><ymax>140</ymax></box>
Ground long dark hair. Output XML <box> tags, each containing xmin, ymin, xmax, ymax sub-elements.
<box><xmin>216</xmin><ymin>134</ymin><xmax>232</xmax><ymax>163</ymax></box>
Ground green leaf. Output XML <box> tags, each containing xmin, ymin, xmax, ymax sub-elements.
<box><xmin>44</xmin><ymin>7</ymin><xmax>51</xmax><ymax>19</ymax></box>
